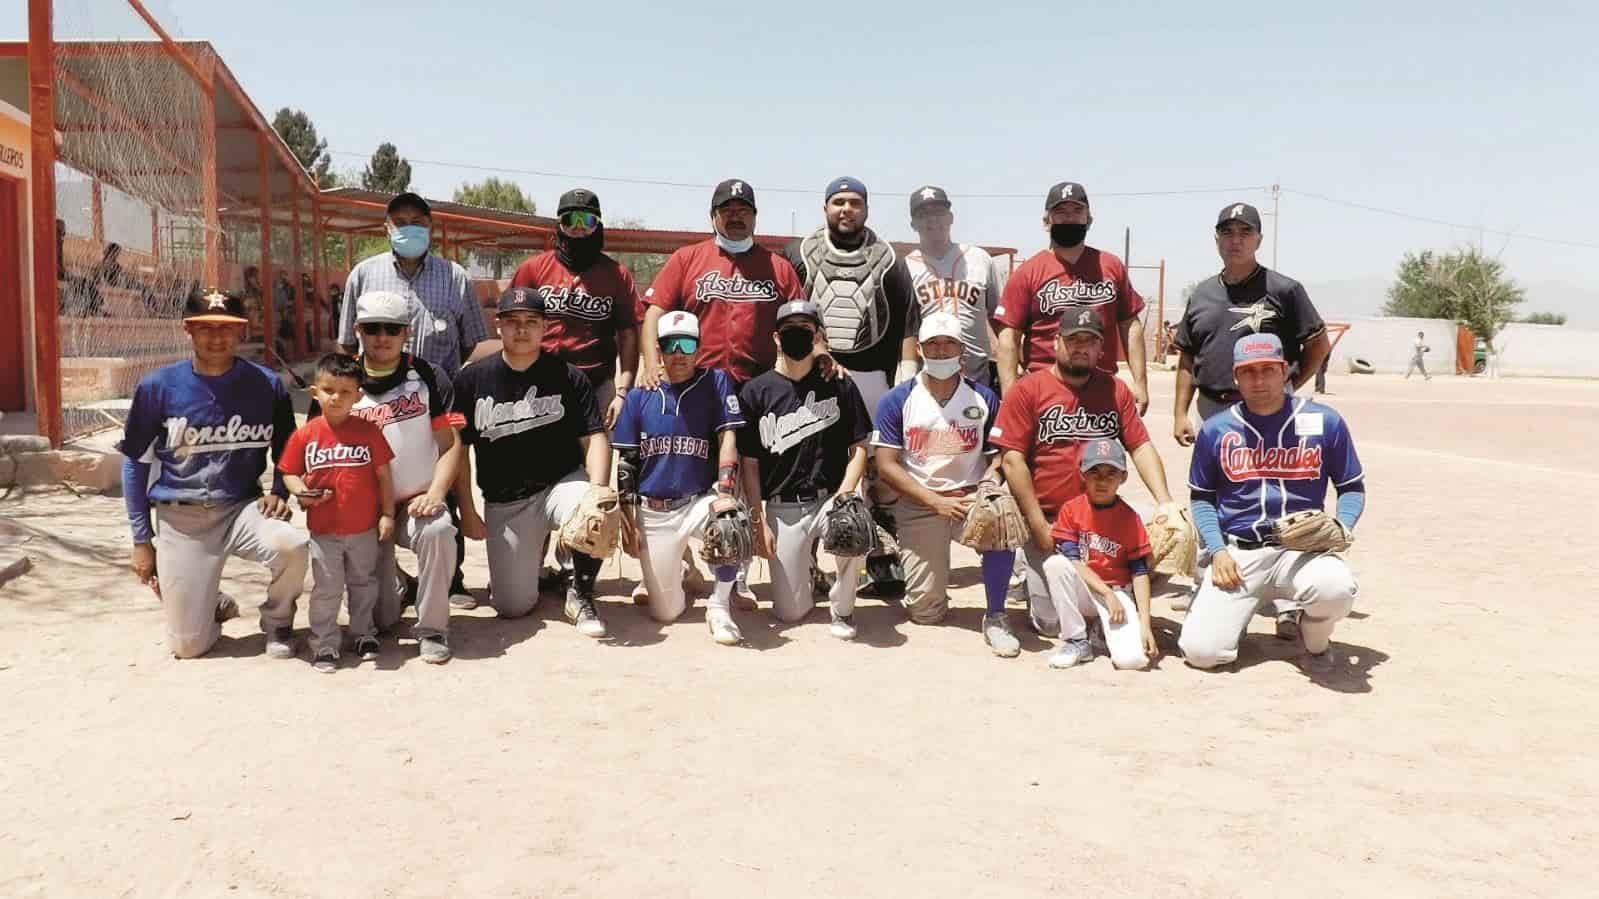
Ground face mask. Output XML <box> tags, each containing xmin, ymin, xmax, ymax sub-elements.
<box><xmin>1050</xmin><ymin>222</ymin><xmax>1089</xmax><ymax>248</ymax></box>
<box><xmin>389</xmin><ymin>224</ymin><xmax>430</xmax><ymax>259</ymax></box>
<box><xmin>716</xmin><ymin>232</ymin><xmax>754</xmax><ymax>254</ymax></box>
<box><xmin>777</xmin><ymin>327</ymin><xmax>815</xmax><ymax>360</ymax></box>
<box><xmin>922</xmin><ymin>356</ymin><xmax>961</xmax><ymax>379</ymax></box>
<box><xmin>556</xmin><ymin>223</ymin><xmax>605</xmax><ymax>272</ymax></box>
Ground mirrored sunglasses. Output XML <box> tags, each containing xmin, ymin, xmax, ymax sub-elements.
<box><xmin>659</xmin><ymin>336</ymin><xmax>699</xmax><ymax>356</ymax></box>
<box><xmin>359</xmin><ymin>322</ymin><xmax>405</xmax><ymax>336</ymax></box>
<box><xmin>561</xmin><ymin>211</ymin><xmax>600</xmax><ymax>232</ymax></box>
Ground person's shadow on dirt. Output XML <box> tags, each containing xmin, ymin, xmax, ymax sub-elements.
<box><xmin>1224</xmin><ymin>633</ymin><xmax>1388</xmax><ymax>694</ymax></box>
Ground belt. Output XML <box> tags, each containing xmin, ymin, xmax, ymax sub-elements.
<box><xmin>772</xmin><ymin>489</ymin><xmax>827</xmax><ymax>504</ymax></box>
<box><xmin>154</xmin><ymin>498</ymin><xmax>235</xmax><ymax>510</ymax></box>
<box><xmin>1199</xmin><ymin>386</ymin><xmax>1241</xmax><ymax>403</ymax></box>
<box><xmin>641</xmin><ymin>495</ymin><xmax>694</xmax><ymax>512</ymax></box>
<box><xmin>1226</xmin><ymin>534</ymin><xmax>1278</xmax><ymax>550</ymax></box>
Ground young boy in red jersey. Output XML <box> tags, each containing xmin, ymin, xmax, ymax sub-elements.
<box><xmin>1042</xmin><ymin>438</ymin><xmax>1158</xmax><ymax>671</ymax></box>
<box><xmin>280</xmin><ymin>354</ymin><xmax>396</xmax><ymax>673</ymax></box>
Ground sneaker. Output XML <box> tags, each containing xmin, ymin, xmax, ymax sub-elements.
<box><xmin>214</xmin><ymin>593</ymin><xmax>240</xmax><ymax>623</ymax></box>
<box><xmin>708</xmin><ymin>610</ymin><xmax>743</xmax><ymax>646</ymax></box>
<box><xmin>811</xmin><ymin>569</ymin><xmax>836</xmax><ymax>597</ymax></box>
<box><xmin>419</xmin><ymin>635</ymin><xmax>451</xmax><ymax>664</ymax></box>
<box><xmin>450</xmin><ymin>592</ymin><xmax>479</xmax><ymax>610</ymax></box>
<box><xmin>565</xmin><ymin>588</ymin><xmax>608</xmax><ymax>638</ymax></box>
<box><xmin>1048</xmin><ymin>637</ymin><xmax>1093</xmax><ymax>669</ymax></box>
<box><xmin>265</xmin><ymin>627</ymin><xmax>296</xmax><ymax>660</ymax></box>
<box><xmin>982</xmin><ymin>612</ymin><xmax>1021</xmax><ymax>658</ymax></box>
<box><xmin>829</xmin><ymin>611</ymin><xmax>857</xmax><ymax>641</ymax></box>
<box><xmin>733</xmin><ymin>576</ymin><xmax>759</xmax><ymax>611</ymax></box>
<box><xmin>312</xmin><ymin>649</ymin><xmax>337</xmax><ymax>674</ymax></box>
<box><xmin>354</xmin><ymin>636</ymin><xmax>380</xmax><ymax>661</ymax></box>
<box><xmin>1275</xmin><ymin>610</ymin><xmax>1301</xmax><ymax>642</ymax></box>
<box><xmin>631</xmin><ymin>582</ymin><xmax>650</xmax><ymax>606</ymax></box>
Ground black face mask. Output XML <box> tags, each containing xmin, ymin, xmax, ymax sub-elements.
<box><xmin>555</xmin><ymin>223</ymin><xmax>605</xmax><ymax>272</ymax></box>
<box><xmin>777</xmin><ymin>327</ymin><xmax>816</xmax><ymax>360</ymax></box>
<box><xmin>1050</xmin><ymin>222</ymin><xmax>1089</xmax><ymax>248</ymax></box>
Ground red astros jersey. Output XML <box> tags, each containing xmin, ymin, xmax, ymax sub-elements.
<box><xmin>644</xmin><ymin>239</ymin><xmax>804</xmax><ymax>384</ymax></box>
<box><xmin>278</xmin><ymin>415</ymin><xmax>395</xmax><ymax>536</ymax></box>
<box><xmin>993</xmin><ymin>247</ymin><xmax>1143</xmax><ymax>375</ymax></box>
<box><xmin>989</xmin><ymin>368</ymin><xmax>1149</xmax><ymax>519</ymax></box>
<box><xmin>1050</xmin><ymin>494</ymin><xmax>1152</xmax><ymax>588</ymax></box>
<box><xmin>509</xmin><ymin>251</ymin><xmax>639</xmax><ymax>385</ymax></box>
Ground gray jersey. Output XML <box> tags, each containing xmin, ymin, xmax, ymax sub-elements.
<box><xmin>902</xmin><ymin>243</ymin><xmax>1004</xmax><ymax>384</ymax></box>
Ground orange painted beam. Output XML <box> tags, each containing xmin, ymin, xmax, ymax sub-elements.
<box><xmin>125</xmin><ymin>0</ymin><xmax>214</xmax><ymax>89</ymax></box>
<box><xmin>290</xmin><ymin>190</ymin><xmax>305</xmax><ymax>358</ymax></box>
<box><xmin>28</xmin><ymin>0</ymin><xmax>63</xmax><ymax>445</ymax></box>
<box><xmin>257</xmin><ymin>131</ymin><xmax>277</xmax><ymax>366</ymax></box>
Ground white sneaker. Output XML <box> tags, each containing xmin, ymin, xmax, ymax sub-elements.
<box><xmin>449</xmin><ymin>592</ymin><xmax>478</xmax><ymax>610</ymax></box>
<box><xmin>983</xmin><ymin>612</ymin><xmax>1021</xmax><ymax>658</ymax></box>
<box><xmin>565</xmin><ymin>588</ymin><xmax>608</xmax><ymax>639</ymax></box>
<box><xmin>1048</xmin><ymin>638</ymin><xmax>1093</xmax><ymax>669</ymax></box>
<box><xmin>829</xmin><ymin>611</ymin><xmax>857</xmax><ymax>641</ymax></box>
<box><xmin>708</xmin><ymin>610</ymin><xmax>743</xmax><ymax>646</ymax></box>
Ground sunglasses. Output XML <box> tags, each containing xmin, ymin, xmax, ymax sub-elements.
<box><xmin>359</xmin><ymin>323</ymin><xmax>405</xmax><ymax>337</ymax></box>
<box><xmin>561</xmin><ymin>211</ymin><xmax>600</xmax><ymax>232</ymax></box>
<box><xmin>660</xmin><ymin>336</ymin><xmax>699</xmax><ymax>356</ymax></box>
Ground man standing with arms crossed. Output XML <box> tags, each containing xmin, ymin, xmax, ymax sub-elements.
<box><xmin>993</xmin><ymin>181</ymin><xmax>1148</xmax><ymax>414</ymax></box>
<box><xmin>902</xmin><ymin>185</ymin><xmax>1005</xmax><ymax>388</ymax></box>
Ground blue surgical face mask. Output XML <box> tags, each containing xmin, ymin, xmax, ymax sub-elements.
<box><xmin>715</xmin><ymin>232</ymin><xmax>753</xmax><ymax>254</ymax></box>
<box><xmin>389</xmin><ymin>224</ymin><xmax>431</xmax><ymax>259</ymax></box>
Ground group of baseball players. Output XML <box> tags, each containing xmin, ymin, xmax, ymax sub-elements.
<box><xmin>121</xmin><ymin>177</ymin><xmax>1368</xmax><ymax>675</ymax></box>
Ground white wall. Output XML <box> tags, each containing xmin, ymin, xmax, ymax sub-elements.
<box><xmin>1494</xmin><ymin>323</ymin><xmax>1599</xmax><ymax>379</ymax></box>
<box><xmin>1328</xmin><ymin>317</ymin><xmax>1455</xmax><ymax>374</ymax></box>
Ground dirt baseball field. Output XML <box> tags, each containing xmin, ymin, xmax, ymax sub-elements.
<box><xmin>2</xmin><ymin>369</ymin><xmax>1594</xmax><ymax>898</ymax></box>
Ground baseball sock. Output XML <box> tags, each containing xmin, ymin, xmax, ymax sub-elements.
<box><xmin>572</xmin><ymin>553</ymin><xmax>600</xmax><ymax>595</ymax></box>
<box><xmin>710</xmin><ymin>565</ymin><xmax>737</xmax><ymax>615</ymax></box>
<box><xmin>981</xmin><ymin>550</ymin><xmax>1015</xmax><ymax>615</ymax></box>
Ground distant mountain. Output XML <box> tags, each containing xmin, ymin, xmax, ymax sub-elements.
<box><xmin>1305</xmin><ymin>276</ymin><xmax>1599</xmax><ymax>328</ymax></box>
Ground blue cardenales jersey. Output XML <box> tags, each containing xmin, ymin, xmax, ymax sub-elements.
<box><xmin>119</xmin><ymin>358</ymin><xmax>295</xmax><ymax>503</ymax></box>
<box><xmin>1188</xmin><ymin>396</ymin><xmax>1364</xmax><ymax>543</ymax></box>
<box><xmin>612</xmin><ymin>368</ymin><xmax>745</xmax><ymax>499</ymax></box>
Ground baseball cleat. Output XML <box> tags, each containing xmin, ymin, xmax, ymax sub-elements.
<box><xmin>829</xmin><ymin>611</ymin><xmax>858</xmax><ymax>641</ymax></box>
<box><xmin>708</xmin><ymin>610</ymin><xmax>743</xmax><ymax>646</ymax></box>
<box><xmin>565</xmin><ymin>588</ymin><xmax>608</xmax><ymax>638</ymax></box>
<box><xmin>312</xmin><ymin>649</ymin><xmax>338</xmax><ymax>674</ymax></box>
<box><xmin>264</xmin><ymin>627</ymin><xmax>297</xmax><ymax>660</ymax></box>
<box><xmin>811</xmin><ymin>569</ymin><xmax>836</xmax><ymax>597</ymax></box>
<box><xmin>1275</xmin><ymin>610</ymin><xmax>1301</xmax><ymax>642</ymax></box>
<box><xmin>1048</xmin><ymin>638</ymin><xmax>1093</xmax><ymax>669</ymax></box>
<box><xmin>354</xmin><ymin>636</ymin><xmax>381</xmax><ymax>661</ymax></box>
<box><xmin>419</xmin><ymin>635</ymin><xmax>451</xmax><ymax>664</ymax></box>
<box><xmin>983</xmin><ymin>612</ymin><xmax>1021</xmax><ymax>658</ymax></box>
<box><xmin>214</xmin><ymin>593</ymin><xmax>240</xmax><ymax>624</ymax></box>
<box><xmin>449</xmin><ymin>592</ymin><xmax>479</xmax><ymax>610</ymax></box>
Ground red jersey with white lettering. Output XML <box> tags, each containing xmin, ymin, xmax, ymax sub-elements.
<box><xmin>993</xmin><ymin>247</ymin><xmax>1144</xmax><ymax>375</ymax></box>
<box><xmin>644</xmin><ymin>239</ymin><xmax>804</xmax><ymax>384</ymax></box>
<box><xmin>279</xmin><ymin>415</ymin><xmax>394</xmax><ymax>535</ymax></box>
<box><xmin>989</xmin><ymin>368</ymin><xmax>1149</xmax><ymax>519</ymax></box>
<box><xmin>509</xmin><ymin>251</ymin><xmax>639</xmax><ymax>385</ymax></box>
<box><xmin>1051</xmin><ymin>494</ymin><xmax>1151</xmax><ymax>588</ymax></box>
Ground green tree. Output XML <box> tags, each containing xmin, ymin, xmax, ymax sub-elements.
<box><xmin>1383</xmin><ymin>248</ymin><xmax>1525</xmax><ymax>351</ymax></box>
<box><xmin>1518</xmin><ymin>311</ymin><xmax>1566</xmax><ymax>325</ymax></box>
<box><xmin>452</xmin><ymin>178</ymin><xmax>536</xmax><ymax>279</ymax></box>
<box><xmin>270</xmin><ymin>108</ymin><xmax>335</xmax><ymax>188</ymax></box>
<box><xmin>608</xmin><ymin>217</ymin><xmax>669</xmax><ymax>289</ymax></box>
<box><xmin>361</xmin><ymin>143</ymin><xmax>412</xmax><ymax>193</ymax></box>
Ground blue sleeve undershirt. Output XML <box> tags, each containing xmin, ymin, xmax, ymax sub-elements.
<box><xmin>1056</xmin><ymin>539</ymin><xmax>1080</xmax><ymax>560</ymax></box>
<box><xmin>1336</xmin><ymin>483</ymin><xmax>1366</xmax><ymax>531</ymax></box>
<box><xmin>1190</xmin><ymin>493</ymin><xmax>1224</xmax><ymax>553</ymax></box>
<box><xmin>122</xmin><ymin>457</ymin><xmax>154</xmax><ymax>543</ymax></box>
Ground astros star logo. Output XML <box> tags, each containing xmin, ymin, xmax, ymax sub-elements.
<box><xmin>205</xmin><ymin>290</ymin><xmax>228</xmax><ymax>310</ymax></box>
<box><xmin>920</xmin><ymin>187</ymin><xmax>938</xmax><ymax>200</ymax></box>
<box><xmin>1228</xmin><ymin>302</ymin><xmax>1278</xmax><ymax>333</ymax></box>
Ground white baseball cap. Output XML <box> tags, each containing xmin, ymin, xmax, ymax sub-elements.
<box><xmin>918</xmin><ymin>311</ymin><xmax>961</xmax><ymax>344</ymax></box>
<box><xmin>658</xmin><ymin>310</ymin><xmax>700</xmax><ymax>340</ymax></box>
<box><xmin>355</xmin><ymin>290</ymin><xmax>411</xmax><ymax>325</ymax></box>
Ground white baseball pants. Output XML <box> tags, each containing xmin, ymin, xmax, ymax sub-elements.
<box><xmin>1041</xmin><ymin>554</ymin><xmax>1149</xmax><ymax>670</ymax></box>
<box><xmin>1178</xmin><ymin>545</ymin><xmax>1357</xmax><ymax>668</ymax></box>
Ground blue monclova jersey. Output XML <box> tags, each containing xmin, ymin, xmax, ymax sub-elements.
<box><xmin>1188</xmin><ymin>396</ymin><xmax>1364</xmax><ymax>544</ymax></box>
<box><xmin>612</xmin><ymin>367</ymin><xmax>745</xmax><ymax>499</ymax></box>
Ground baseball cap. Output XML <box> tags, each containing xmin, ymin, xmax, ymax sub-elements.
<box><xmin>1058</xmin><ymin>307</ymin><xmax>1104</xmax><ymax>338</ymax></box>
<box><xmin>1216</xmin><ymin>202</ymin><xmax>1263</xmax><ymax>231</ymax></box>
<box><xmin>182</xmin><ymin>288</ymin><xmax>248</xmax><ymax>324</ymax></box>
<box><xmin>1079</xmin><ymin>438</ymin><xmax>1127</xmax><ymax>473</ymax></box>
<box><xmin>1233</xmin><ymin>332</ymin><xmax>1286</xmax><ymax>369</ymax></box>
<box><xmin>386</xmin><ymin>191</ymin><xmax>431</xmax><ymax>218</ymax></box>
<box><xmin>825</xmin><ymin>176</ymin><xmax>868</xmax><ymax>202</ymax></box>
<box><xmin>774</xmin><ymin>300</ymin><xmax>822</xmax><ymax>329</ymax></box>
<box><xmin>557</xmin><ymin>188</ymin><xmax>601</xmax><ymax>216</ymax></box>
<box><xmin>918</xmin><ymin>311</ymin><xmax>962</xmax><ymax>344</ymax></box>
<box><xmin>497</xmin><ymin>286</ymin><xmax>545</xmax><ymax>316</ymax></box>
<box><xmin>711</xmin><ymin>178</ymin><xmax>757</xmax><ymax>212</ymax></box>
<box><xmin>1045</xmin><ymin>181</ymin><xmax>1089</xmax><ymax>210</ymax></box>
<box><xmin>354</xmin><ymin>290</ymin><xmax>412</xmax><ymax>325</ymax></box>
<box><xmin>909</xmin><ymin>185</ymin><xmax>951</xmax><ymax>216</ymax></box>
<box><xmin>658</xmin><ymin>310</ymin><xmax>700</xmax><ymax>341</ymax></box>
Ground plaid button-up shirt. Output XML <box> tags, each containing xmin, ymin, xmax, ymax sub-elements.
<box><xmin>339</xmin><ymin>252</ymin><xmax>488</xmax><ymax>378</ymax></box>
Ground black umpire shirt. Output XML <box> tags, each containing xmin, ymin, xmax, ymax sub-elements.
<box><xmin>1174</xmin><ymin>266</ymin><xmax>1326</xmax><ymax>399</ymax></box>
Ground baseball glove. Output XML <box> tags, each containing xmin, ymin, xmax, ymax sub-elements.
<box><xmin>1272</xmin><ymin>509</ymin><xmax>1352</xmax><ymax>553</ymax></box>
<box><xmin>559</xmin><ymin>485</ymin><xmax>621</xmax><ymax>557</ymax></box>
<box><xmin>699</xmin><ymin>495</ymin><xmax>754</xmax><ymax>567</ymax></box>
<box><xmin>821</xmin><ymin>494</ymin><xmax>878</xmax><ymax>557</ymax></box>
<box><xmin>1148</xmin><ymin>502</ymin><xmax>1197</xmax><ymax>577</ymax></box>
<box><xmin>958</xmin><ymin>482</ymin><xmax>1029</xmax><ymax>551</ymax></box>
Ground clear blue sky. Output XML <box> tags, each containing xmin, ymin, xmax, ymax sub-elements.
<box><xmin>11</xmin><ymin>0</ymin><xmax>1598</xmax><ymax>308</ymax></box>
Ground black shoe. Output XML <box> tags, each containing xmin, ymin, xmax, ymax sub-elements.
<box><xmin>354</xmin><ymin>636</ymin><xmax>380</xmax><ymax>661</ymax></box>
<box><xmin>538</xmin><ymin>566</ymin><xmax>573</xmax><ymax>592</ymax></box>
<box><xmin>397</xmin><ymin>570</ymin><xmax>419</xmax><ymax>609</ymax></box>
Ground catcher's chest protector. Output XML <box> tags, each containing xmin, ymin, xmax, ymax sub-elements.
<box><xmin>800</xmin><ymin>230</ymin><xmax>896</xmax><ymax>354</ymax></box>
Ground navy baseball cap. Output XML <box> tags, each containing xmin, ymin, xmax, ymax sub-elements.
<box><xmin>1233</xmin><ymin>332</ymin><xmax>1286</xmax><ymax>369</ymax></box>
<box><xmin>774</xmin><ymin>300</ymin><xmax>823</xmax><ymax>329</ymax></box>
<box><xmin>557</xmin><ymin>188</ymin><xmax>601</xmax><ymax>216</ymax></box>
<box><xmin>1216</xmin><ymin>202</ymin><xmax>1263</xmax><ymax>231</ymax></box>
<box><xmin>1080</xmin><ymin>438</ymin><xmax>1127</xmax><ymax>473</ymax></box>
<box><xmin>826</xmin><ymin>176</ymin><xmax>868</xmax><ymax>202</ymax></box>
<box><xmin>711</xmin><ymin>178</ymin><xmax>757</xmax><ymax>211</ymax></box>
<box><xmin>910</xmin><ymin>185</ymin><xmax>951</xmax><ymax>216</ymax></box>
<box><xmin>1058</xmin><ymin>307</ymin><xmax>1104</xmax><ymax>338</ymax></box>
<box><xmin>497</xmin><ymin>286</ymin><xmax>545</xmax><ymax>316</ymax></box>
<box><xmin>183</xmin><ymin>288</ymin><xmax>248</xmax><ymax>324</ymax></box>
<box><xmin>386</xmin><ymin>191</ymin><xmax>431</xmax><ymax>218</ymax></box>
<box><xmin>1045</xmin><ymin>181</ymin><xmax>1089</xmax><ymax>210</ymax></box>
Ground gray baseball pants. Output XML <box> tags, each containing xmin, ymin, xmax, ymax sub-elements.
<box><xmin>375</xmin><ymin>504</ymin><xmax>458</xmax><ymax>640</ymax></box>
<box><xmin>308</xmin><ymin>530</ymin><xmax>381</xmax><ymax>656</ymax></box>
<box><xmin>483</xmin><ymin>469</ymin><xmax>591</xmax><ymax>618</ymax></box>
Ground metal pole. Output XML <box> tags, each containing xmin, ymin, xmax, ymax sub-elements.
<box><xmin>311</xmin><ymin>196</ymin><xmax>324</xmax><ymax>348</ymax></box>
<box><xmin>290</xmin><ymin>189</ymin><xmax>305</xmax><ymax>359</ymax></box>
<box><xmin>200</xmin><ymin>83</ymin><xmax>220</xmax><ymax>287</ymax></box>
<box><xmin>1157</xmin><ymin>259</ymin><xmax>1166</xmax><ymax>359</ymax></box>
<box><xmin>1123</xmin><ymin>226</ymin><xmax>1131</xmax><ymax>267</ymax></box>
<box><xmin>1271</xmin><ymin>183</ymin><xmax>1280</xmax><ymax>270</ymax></box>
<box><xmin>27</xmin><ymin>0</ymin><xmax>63</xmax><ymax>446</ymax></box>
<box><xmin>256</xmin><ymin>132</ymin><xmax>275</xmax><ymax>366</ymax></box>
